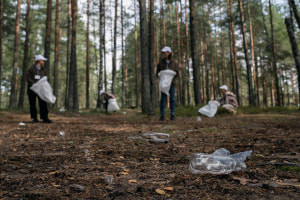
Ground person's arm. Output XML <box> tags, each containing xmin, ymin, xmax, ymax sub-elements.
<box><xmin>156</xmin><ymin>63</ymin><xmax>161</xmax><ymax>78</ymax></box>
<box><xmin>26</xmin><ymin>67</ymin><xmax>34</xmax><ymax>86</ymax></box>
<box><xmin>225</xmin><ymin>94</ymin><xmax>230</xmax><ymax>105</ymax></box>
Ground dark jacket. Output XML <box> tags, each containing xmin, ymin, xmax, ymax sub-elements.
<box><xmin>156</xmin><ymin>58</ymin><xmax>179</xmax><ymax>86</ymax></box>
<box><xmin>26</xmin><ymin>64</ymin><xmax>48</xmax><ymax>87</ymax></box>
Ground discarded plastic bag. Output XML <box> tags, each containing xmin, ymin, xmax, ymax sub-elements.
<box><xmin>30</xmin><ymin>76</ymin><xmax>56</xmax><ymax>104</ymax></box>
<box><xmin>143</xmin><ymin>132</ymin><xmax>170</xmax><ymax>143</ymax></box>
<box><xmin>198</xmin><ymin>100</ymin><xmax>220</xmax><ymax>118</ymax></box>
<box><xmin>107</xmin><ymin>99</ymin><xmax>120</xmax><ymax>112</ymax></box>
<box><xmin>189</xmin><ymin>148</ymin><xmax>252</xmax><ymax>174</ymax></box>
<box><xmin>158</xmin><ymin>69</ymin><xmax>176</xmax><ymax>95</ymax></box>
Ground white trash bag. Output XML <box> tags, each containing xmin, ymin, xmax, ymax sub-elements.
<box><xmin>158</xmin><ymin>69</ymin><xmax>176</xmax><ymax>96</ymax></box>
<box><xmin>198</xmin><ymin>100</ymin><xmax>220</xmax><ymax>118</ymax></box>
<box><xmin>107</xmin><ymin>99</ymin><xmax>120</xmax><ymax>112</ymax></box>
<box><xmin>30</xmin><ymin>76</ymin><xmax>56</xmax><ymax>104</ymax></box>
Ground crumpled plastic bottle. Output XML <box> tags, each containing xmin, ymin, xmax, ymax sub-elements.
<box><xmin>189</xmin><ymin>148</ymin><xmax>252</xmax><ymax>174</ymax></box>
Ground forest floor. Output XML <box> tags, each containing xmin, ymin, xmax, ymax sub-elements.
<box><xmin>0</xmin><ymin>109</ymin><xmax>299</xmax><ymax>199</ymax></box>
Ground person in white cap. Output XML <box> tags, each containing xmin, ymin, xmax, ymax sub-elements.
<box><xmin>99</xmin><ymin>90</ymin><xmax>116</xmax><ymax>113</ymax></box>
<box><xmin>219</xmin><ymin>85</ymin><xmax>238</xmax><ymax>114</ymax></box>
<box><xmin>156</xmin><ymin>46</ymin><xmax>179</xmax><ymax>121</ymax></box>
<box><xmin>26</xmin><ymin>55</ymin><xmax>52</xmax><ymax>123</ymax></box>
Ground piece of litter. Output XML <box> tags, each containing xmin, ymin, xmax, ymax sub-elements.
<box><xmin>104</xmin><ymin>175</ymin><xmax>114</xmax><ymax>184</ymax></box>
<box><xmin>143</xmin><ymin>132</ymin><xmax>170</xmax><ymax>143</ymax></box>
<box><xmin>155</xmin><ymin>189</ymin><xmax>166</xmax><ymax>195</ymax></box>
<box><xmin>59</xmin><ymin>131</ymin><xmax>65</xmax><ymax>136</ymax></box>
<box><xmin>164</xmin><ymin>187</ymin><xmax>174</xmax><ymax>191</ymax></box>
<box><xmin>19</xmin><ymin>122</ymin><xmax>26</xmax><ymax>126</ymax></box>
<box><xmin>59</xmin><ymin>107</ymin><xmax>66</xmax><ymax>112</ymax></box>
<box><xmin>197</xmin><ymin>116</ymin><xmax>202</xmax><ymax>122</ymax></box>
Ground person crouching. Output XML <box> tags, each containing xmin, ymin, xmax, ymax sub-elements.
<box><xmin>99</xmin><ymin>90</ymin><xmax>116</xmax><ymax>113</ymax></box>
<box><xmin>219</xmin><ymin>85</ymin><xmax>238</xmax><ymax>115</ymax></box>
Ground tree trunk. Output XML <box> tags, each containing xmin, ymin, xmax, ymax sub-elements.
<box><xmin>85</xmin><ymin>0</ymin><xmax>90</xmax><ymax>108</ymax></box>
<box><xmin>291</xmin><ymin>71</ymin><xmax>296</xmax><ymax>105</ymax></box>
<box><xmin>228</xmin><ymin>0</ymin><xmax>240</xmax><ymax>104</ymax></box>
<box><xmin>44</xmin><ymin>0</ymin><xmax>52</xmax><ymax>77</ymax></box>
<box><xmin>65</xmin><ymin>0</ymin><xmax>71</xmax><ymax>108</ymax></box>
<box><xmin>189</xmin><ymin>0</ymin><xmax>201</xmax><ymax>105</ymax></box>
<box><xmin>149</xmin><ymin>0</ymin><xmax>157</xmax><ymax>109</ymax></box>
<box><xmin>185</xmin><ymin>0</ymin><xmax>190</xmax><ymax>105</ymax></box>
<box><xmin>134</xmin><ymin>0</ymin><xmax>139</xmax><ymax>107</ymax></box>
<box><xmin>112</xmin><ymin>0</ymin><xmax>118</xmax><ymax>94</ymax></box>
<box><xmin>0</xmin><ymin>0</ymin><xmax>2</xmax><ymax>108</ymax></box>
<box><xmin>139</xmin><ymin>0</ymin><xmax>153</xmax><ymax>114</ymax></box>
<box><xmin>226</xmin><ymin>0</ymin><xmax>235</xmax><ymax>92</ymax></box>
<box><xmin>247</xmin><ymin>1</ymin><xmax>258</xmax><ymax>106</ymax></box>
<box><xmin>238</xmin><ymin>0</ymin><xmax>254</xmax><ymax>106</ymax></box>
<box><xmin>96</xmin><ymin>0</ymin><xmax>105</xmax><ymax>108</ymax></box>
<box><xmin>121</xmin><ymin>0</ymin><xmax>125</xmax><ymax>108</ymax></box>
<box><xmin>67</xmin><ymin>0</ymin><xmax>78</xmax><ymax>110</ymax></box>
<box><xmin>18</xmin><ymin>0</ymin><xmax>31</xmax><ymax>108</ymax></box>
<box><xmin>288</xmin><ymin>0</ymin><xmax>300</xmax><ymax>29</ymax></box>
<box><xmin>54</xmin><ymin>0</ymin><xmax>60</xmax><ymax>108</ymax></box>
<box><xmin>269</xmin><ymin>0</ymin><xmax>281</xmax><ymax>106</ymax></box>
<box><xmin>9</xmin><ymin>0</ymin><xmax>21</xmax><ymax>108</ymax></box>
<box><xmin>285</xmin><ymin>17</ymin><xmax>300</xmax><ymax>103</ymax></box>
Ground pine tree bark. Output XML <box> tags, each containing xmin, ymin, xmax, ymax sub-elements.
<box><xmin>247</xmin><ymin>1</ymin><xmax>258</xmax><ymax>105</ymax></box>
<box><xmin>134</xmin><ymin>0</ymin><xmax>139</xmax><ymax>108</ymax></box>
<box><xmin>18</xmin><ymin>0</ymin><xmax>31</xmax><ymax>108</ymax></box>
<box><xmin>0</xmin><ymin>0</ymin><xmax>2</xmax><ymax>108</ymax></box>
<box><xmin>121</xmin><ymin>0</ymin><xmax>125</xmax><ymax>108</ymax></box>
<box><xmin>44</xmin><ymin>0</ymin><xmax>52</xmax><ymax>77</ymax></box>
<box><xmin>288</xmin><ymin>0</ymin><xmax>300</xmax><ymax>30</ymax></box>
<box><xmin>269</xmin><ymin>0</ymin><xmax>281</xmax><ymax>106</ymax></box>
<box><xmin>189</xmin><ymin>0</ymin><xmax>201</xmax><ymax>105</ymax></box>
<box><xmin>9</xmin><ymin>0</ymin><xmax>21</xmax><ymax>108</ymax></box>
<box><xmin>149</xmin><ymin>0</ymin><xmax>157</xmax><ymax>109</ymax></box>
<box><xmin>54</xmin><ymin>0</ymin><xmax>60</xmax><ymax>108</ymax></box>
<box><xmin>228</xmin><ymin>0</ymin><xmax>240</xmax><ymax>104</ymax></box>
<box><xmin>65</xmin><ymin>0</ymin><xmax>71</xmax><ymax>107</ymax></box>
<box><xmin>112</xmin><ymin>0</ymin><xmax>118</xmax><ymax>94</ymax></box>
<box><xmin>227</xmin><ymin>0</ymin><xmax>235</xmax><ymax>92</ymax></box>
<box><xmin>67</xmin><ymin>0</ymin><xmax>78</xmax><ymax>110</ymax></box>
<box><xmin>85</xmin><ymin>0</ymin><xmax>90</xmax><ymax>108</ymax></box>
<box><xmin>185</xmin><ymin>0</ymin><xmax>190</xmax><ymax>105</ymax></box>
<box><xmin>238</xmin><ymin>0</ymin><xmax>254</xmax><ymax>106</ymax></box>
<box><xmin>291</xmin><ymin>71</ymin><xmax>296</xmax><ymax>105</ymax></box>
<box><xmin>97</xmin><ymin>0</ymin><xmax>105</xmax><ymax>108</ymax></box>
<box><xmin>285</xmin><ymin>17</ymin><xmax>300</xmax><ymax>103</ymax></box>
<box><xmin>139</xmin><ymin>0</ymin><xmax>153</xmax><ymax>114</ymax></box>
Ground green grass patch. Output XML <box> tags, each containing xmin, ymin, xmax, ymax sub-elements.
<box><xmin>274</xmin><ymin>166</ymin><xmax>300</xmax><ymax>173</ymax></box>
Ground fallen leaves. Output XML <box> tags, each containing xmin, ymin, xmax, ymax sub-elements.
<box><xmin>155</xmin><ymin>189</ymin><xmax>166</xmax><ymax>195</ymax></box>
<box><xmin>128</xmin><ymin>179</ymin><xmax>137</xmax><ymax>183</ymax></box>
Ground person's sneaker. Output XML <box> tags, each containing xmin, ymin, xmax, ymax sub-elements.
<box><xmin>32</xmin><ymin>118</ymin><xmax>39</xmax><ymax>123</ymax></box>
<box><xmin>159</xmin><ymin>116</ymin><xmax>164</xmax><ymax>121</ymax></box>
<box><xmin>170</xmin><ymin>115</ymin><xmax>175</xmax><ymax>121</ymax></box>
<box><xmin>43</xmin><ymin>119</ymin><xmax>53</xmax><ymax>123</ymax></box>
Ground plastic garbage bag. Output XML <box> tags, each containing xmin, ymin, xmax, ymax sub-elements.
<box><xmin>198</xmin><ymin>100</ymin><xmax>220</xmax><ymax>118</ymax></box>
<box><xmin>107</xmin><ymin>99</ymin><xmax>120</xmax><ymax>112</ymax></box>
<box><xmin>189</xmin><ymin>148</ymin><xmax>252</xmax><ymax>174</ymax></box>
<box><xmin>158</xmin><ymin>69</ymin><xmax>176</xmax><ymax>96</ymax></box>
<box><xmin>143</xmin><ymin>132</ymin><xmax>170</xmax><ymax>143</ymax></box>
<box><xmin>30</xmin><ymin>76</ymin><xmax>56</xmax><ymax>104</ymax></box>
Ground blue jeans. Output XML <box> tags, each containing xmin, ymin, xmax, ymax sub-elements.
<box><xmin>160</xmin><ymin>85</ymin><xmax>175</xmax><ymax>117</ymax></box>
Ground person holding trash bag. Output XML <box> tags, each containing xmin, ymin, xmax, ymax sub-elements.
<box><xmin>218</xmin><ymin>85</ymin><xmax>238</xmax><ymax>114</ymax></box>
<box><xmin>156</xmin><ymin>46</ymin><xmax>179</xmax><ymax>121</ymax></box>
<box><xmin>26</xmin><ymin>55</ymin><xmax>52</xmax><ymax>123</ymax></box>
<box><xmin>99</xmin><ymin>90</ymin><xmax>119</xmax><ymax>113</ymax></box>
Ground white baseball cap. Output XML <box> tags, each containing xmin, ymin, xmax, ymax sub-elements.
<box><xmin>99</xmin><ymin>90</ymin><xmax>104</xmax><ymax>95</ymax></box>
<box><xmin>219</xmin><ymin>85</ymin><xmax>228</xmax><ymax>91</ymax></box>
<box><xmin>161</xmin><ymin>46</ymin><xmax>172</xmax><ymax>53</ymax></box>
<box><xmin>35</xmin><ymin>55</ymin><xmax>48</xmax><ymax>61</ymax></box>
